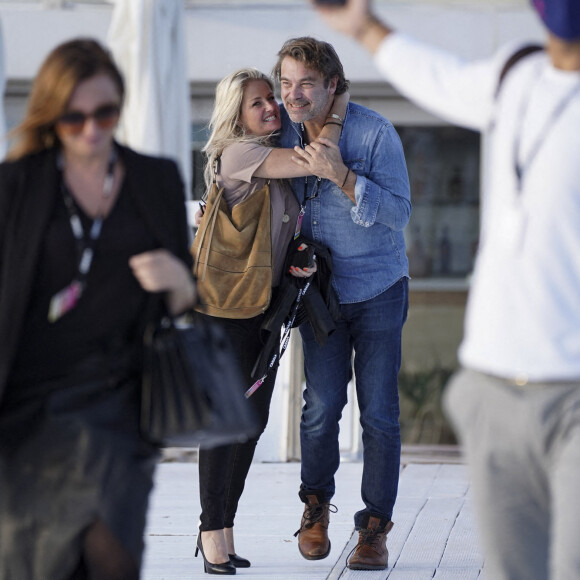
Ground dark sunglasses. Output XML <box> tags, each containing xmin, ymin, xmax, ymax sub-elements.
<box><xmin>57</xmin><ymin>104</ymin><xmax>120</xmax><ymax>134</ymax></box>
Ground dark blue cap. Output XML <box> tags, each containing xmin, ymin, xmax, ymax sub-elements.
<box><xmin>531</xmin><ymin>0</ymin><xmax>580</xmax><ymax>40</ymax></box>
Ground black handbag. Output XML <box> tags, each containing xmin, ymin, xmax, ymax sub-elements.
<box><xmin>141</xmin><ymin>308</ymin><xmax>259</xmax><ymax>448</ymax></box>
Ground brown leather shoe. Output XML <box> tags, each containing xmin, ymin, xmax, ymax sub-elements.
<box><xmin>347</xmin><ymin>517</ymin><xmax>394</xmax><ymax>571</ymax></box>
<box><xmin>294</xmin><ymin>494</ymin><xmax>333</xmax><ymax>560</ymax></box>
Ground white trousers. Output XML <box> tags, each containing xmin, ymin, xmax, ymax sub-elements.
<box><xmin>444</xmin><ymin>369</ymin><xmax>580</xmax><ymax>580</ymax></box>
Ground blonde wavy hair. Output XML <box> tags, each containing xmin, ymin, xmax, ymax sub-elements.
<box><xmin>202</xmin><ymin>67</ymin><xmax>279</xmax><ymax>193</ymax></box>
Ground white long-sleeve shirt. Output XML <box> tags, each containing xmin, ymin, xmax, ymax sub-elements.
<box><xmin>376</xmin><ymin>33</ymin><xmax>580</xmax><ymax>382</ymax></box>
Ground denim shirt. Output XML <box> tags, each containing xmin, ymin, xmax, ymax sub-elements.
<box><xmin>280</xmin><ymin>102</ymin><xmax>411</xmax><ymax>304</ymax></box>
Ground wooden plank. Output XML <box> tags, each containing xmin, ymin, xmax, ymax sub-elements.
<box><xmin>428</xmin><ymin>464</ymin><xmax>470</xmax><ymax>498</ymax></box>
<box><xmin>385</xmin><ymin>497</ymin><xmax>429</xmax><ymax>564</ymax></box>
<box><xmin>396</xmin><ymin>497</ymin><xmax>465</xmax><ymax>568</ymax></box>
<box><xmin>397</xmin><ymin>463</ymin><xmax>442</xmax><ymax>498</ymax></box>
<box><xmin>434</xmin><ymin>569</ymin><xmax>483</xmax><ymax>580</ymax></box>
<box><xmin>398</xmin><ymin>463</ymin><xmax>470</xmax><ymax>499</ymax></box>
<box><xmin>440</xmin><ymin>500</ymin><xmax>484</xmax><ymax>570</ymax></box>
<box><xmin>388</xmin><ymin>570</ymin><xmax>440</xmax><ymax>579</ymax></box>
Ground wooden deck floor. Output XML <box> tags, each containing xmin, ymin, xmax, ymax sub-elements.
<box><xmin>142</xmin><ymin>458</ymin><xmax>485</xmax><ymax>579</ymax></box>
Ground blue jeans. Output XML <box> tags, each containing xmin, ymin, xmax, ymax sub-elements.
<box><xmin>299</xmin><ymin>278</ymin><xmax>408</xmax><ymax>527</ymax></box>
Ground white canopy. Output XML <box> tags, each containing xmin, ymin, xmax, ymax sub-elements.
<box><xmin>107</xmin><ymin>0</ymin><xmax>191</xmax><ymax>196</ymax></box>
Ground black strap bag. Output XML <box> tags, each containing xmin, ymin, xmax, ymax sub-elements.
<box><xmin>141</xmin><ymin>305</ymin><xmax>259</xmax><ymax>448</ymax></box>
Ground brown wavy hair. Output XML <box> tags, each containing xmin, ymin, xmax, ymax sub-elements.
<box><xmin>272</xmin><ymin>36</ymin><xmax>350</xmax><ymax>95</ymax></box>
<box><xmin>7</xmin><ymin>38</ymin><xmax>125</xmax><ymax>160</ymax></box>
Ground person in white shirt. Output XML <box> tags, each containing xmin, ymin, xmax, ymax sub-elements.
<box><xmin>311</xmin><ymin>1</ymin><xmax>580</xmax><ymax>578</ymax></box>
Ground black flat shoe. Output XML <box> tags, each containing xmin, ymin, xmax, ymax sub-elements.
<box><xmin>228</xmin><ymin>553</ymin><xmax>251</xmax><ymax>568</ymax></box>
<box><xmin>195</xmin><ymin>534</ymin><xmax>236</xmax><ymax>575</ymax></box>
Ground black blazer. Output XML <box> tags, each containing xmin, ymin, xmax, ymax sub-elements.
<box><xmin>0</xmin><ymin>143</ymin><xmax>193</xmax><ymax>402</ymax></box>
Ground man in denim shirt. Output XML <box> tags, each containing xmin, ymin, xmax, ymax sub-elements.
<box><xmin>273</xmin><ymin>37</ymin><xmax>410</xmax><ymax>571</ymax></box>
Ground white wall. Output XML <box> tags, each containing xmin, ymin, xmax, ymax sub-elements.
<box><xmin>0</xmin><ymin>1</ymin><xmax>545</xmax><ymax>84</ymax></box>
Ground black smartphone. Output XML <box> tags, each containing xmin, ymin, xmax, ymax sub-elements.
<box><xmin>290</xmin><ymin>244</ymin><xmax>316</xmax><ymax>269</ymax></box>
<box><xmin>314</xmin><ymin>0</ymin><xmax>347</xmax><ymax>5</ymax></box>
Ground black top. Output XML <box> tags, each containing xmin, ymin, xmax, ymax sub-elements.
<box><xmin>9</xmin><ymin>180</ymin><xmax>158</xmax><ymax>388</ymax></box>
<box><xmin>0</xmin><ymin>144</ymin><xmax>193</xmax><ymax>403</ymax></box>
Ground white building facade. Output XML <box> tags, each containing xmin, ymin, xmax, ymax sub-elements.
<box><xmin>0</xmin><ymin>0</ymin><xmax>545</xmax><ymax>460</ymax></box>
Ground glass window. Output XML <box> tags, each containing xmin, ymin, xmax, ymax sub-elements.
<box><xmin>397</xmin><ymin>126</ymin><xmax>480</xmax><ymax>279</ymax></box>
<box><xmin>191</xmin><ymin>123</ymin><xmax>209</xmax><ymax>200</ymax></box>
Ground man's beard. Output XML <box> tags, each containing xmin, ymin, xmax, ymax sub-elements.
<box><xmin>285</xmin><ymin>99</ymin><xmax>313</xmax><ymax>122</ymax></box>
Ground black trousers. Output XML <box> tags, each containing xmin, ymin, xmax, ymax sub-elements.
<box><xmin>198</xmin><ymin>313</ymin><xmax>278</xmax><ymax>531</ymax></box>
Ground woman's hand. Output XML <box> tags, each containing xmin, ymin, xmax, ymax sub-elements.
<box><xmin>288</xmin><ymin>243</ymin><xmax>318</xmax><ymax>278</ymax></box>
<box><xmin>292</xmin><ymin>137</ymin><xmax>345</xmax><ymax>182</ymax></box>
<box><xmin>292</xmin><ymin>137</ymin><xmax>356</xmax><ymax>203</ymax></box>
<box><xmin>194</xmin><ymin>202</ymin><xmax>206</xmax><ymax>227</ymax></box>
<box><xmin>289</xmin><ymin>262</ymin><xmax>318</xmax><ymax>278</ymax></box>
<box><xmin>129</xmin><ymin>249</ymin><xmax>197</xmax><ymax>315</ymax></box>
<box><xmin>194</xmin><ymin>208</ymin><xmax>204</xmax><ymax>227</ymax></box>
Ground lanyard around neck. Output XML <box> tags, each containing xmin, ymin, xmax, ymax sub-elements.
<box><xmin>48</xmin><ymin>149</ymin><xmax>117</xmax><ymax>323</ymax></box>
<box><xmin>58</xmin><ymin>149</ymin><xmax>117</xmax><ymax>286</ymax></box>
<box><xmin>513</xmin><ymin>69</ymin><xmax>580</xmax><ymax>192</ymax></box>
<box><xmin>295</xmin><ymin>123</ymin><xmax>321</xmax><ymax>239</ymax></box>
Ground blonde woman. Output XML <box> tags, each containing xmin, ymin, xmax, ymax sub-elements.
<box><xmin>194</xmin><ymin>67</ymin><xmax>349</xmax><ymax>574</ymax></box>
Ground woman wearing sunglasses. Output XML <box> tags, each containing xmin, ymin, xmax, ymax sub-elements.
<box><xmin>0</xmin><ymin>38</ymin><xmax>196</xmax><ymax>579</ymax></box>
<box><xmin>193</xmin><ymin>67</ymin><xmax>348</xmax><ymax>575</ymax></box>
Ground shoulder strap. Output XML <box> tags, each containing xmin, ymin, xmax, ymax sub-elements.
<box><xmin>495</xmin><ymin>44</ymin><xmax>544</xmax><ymax>97</ymax></box>
<box><xmin>193</xmin><ymin>183</ymin><xmax>224</xmax><ymax>282</ymax></box>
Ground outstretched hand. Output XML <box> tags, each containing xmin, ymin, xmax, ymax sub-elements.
<box><xmin>310</xmin><ymin>0</ymin><xmax>370</xmax><ymax>38</ymax></box>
